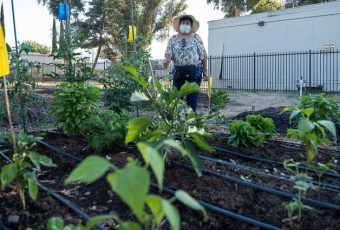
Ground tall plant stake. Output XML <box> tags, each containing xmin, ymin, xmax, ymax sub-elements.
<box><xmin>3</xmin><ymin>76</ymin><xmax>17</xmax><ymax>153</ymax></box>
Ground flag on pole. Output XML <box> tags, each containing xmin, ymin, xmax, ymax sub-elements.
<box><xmin>0</xmin><ymin>25</ymin><xmax>9</xmax><ymax>77</ymax></box>
<box><xmin>128</xmin><ymin>25</ymin><xmax>137</xmax><ymax>42</ymax></box>
<box><xmin>207</xmin><ymin>76</ymin><xmax>213</xmax><ymax>99</ymax></box>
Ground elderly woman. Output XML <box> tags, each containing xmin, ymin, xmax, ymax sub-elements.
<box><xmin>163</xmin><ymin>14</ymin><xmax>208</xmax><ymax>112</ymax></box>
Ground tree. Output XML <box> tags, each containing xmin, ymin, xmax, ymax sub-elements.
<box><xmin>207</xmin><ymin>0</ymin><xmax>258</xmax><ymax>17</ymax></box>
<box><xmin>252</xmin><ymin>0</ymin><xmax>282</xmax><ymax>13</ymax></box>
<box><xmin>52</xmin><ymin>17</ymin><xmax>58</xmax><ymax>54</ymax></box>
<box><xmin>36</xmin><ymin>0</ymin><xmax>84</xmax><ymax>16</ymax></box>
<box><xmin>285</xmin><ymin>0</ymin><xmax>327</xmax><ymax>8</ymax></box>
<box><xmin>76</xmin><ymin>0</ymin><xmax>186</xmax><ymax>64</ymax></box>
<box><xmin>59</xmin><ymin>21</ymin><xmax>66</xmax><ymax>53</ymax></box>
<box><xmin>21</xmin><ymin>41</ymin><xmax>51</xmax><ymax>54</ymax></box>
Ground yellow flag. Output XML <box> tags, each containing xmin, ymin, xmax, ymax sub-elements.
<box><xmin>0</xmin><ymin>25</ymin><xmax>10</xmax><ymax>77</ymax></box>
<box><xmin>207</xmin><ymin>76</ymin><xmax>213</xmax><ymax>99</ymax></box>
<box><xmin>128</xmin><ymin>25</ymin><xmax>137</xmax><ymax>42</ymax></box>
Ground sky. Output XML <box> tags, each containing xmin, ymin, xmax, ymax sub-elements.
<box><xmin>3</xmin><ymin>0</ymin><xmax>225</xmax><ymax>59</ymax></box>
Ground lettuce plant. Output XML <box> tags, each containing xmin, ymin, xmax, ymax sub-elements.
<box><xmin>50</xmin><ymin>82</ymin><xmax>102</xmax><ymax>136</ymax></box>
<box><xmin>0</xmin><ymin>132</ymin><xmax>56</xmax><ymax>209</ymax></box>
<box><xmin>246</xmin><ymin>114</ymin><xmax>276</xmax><ymax>140</ymax></box>
<box><xmin>228</xmin><ymin>120</ymin><xmax>265</xmax><ymax>147</ymax></box>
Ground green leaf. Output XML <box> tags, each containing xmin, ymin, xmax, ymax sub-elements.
<box><xmin>47</xmin><ymin>217</ymin><xmax>64</xmax><ymax>230</ymax></box>
<box><xmin>179</xmin><ymin>82</ymin><xmax>200</xmax><ymax>97</ymax></box>
<box><xmin>29</xmin><ymin>152</ymin><xmax>56</xmax><ymax>170</ymax></box>
<box><xmin>304</xmin><ymin>107</ymin><xmax>314</xmax><ymax>118</ymax></box>
<box><xmin>65</xmin><ymin>156</ymin><xmax>113</xmax><ymax>185</ymax></box>
<box><xmin>1</xmin><ymin>164</ymin><xmax>17</xmax><ymax>188</ymax></box>
<box><xmin>298</xmin><ymin>119</ymin><xmax>315</xmax><ymax>134</ymax></box>
<box><xmin>117</xmin><ymin>222</ymin><xmax>142</xmax><ymax>230</ymax></box>
<box><xmin>85</xmin><ymin>215</ymin><xmax>118</xmax><ymax>230</ymax></box>
<box><xmin>306</xmin><ymin>143</ymin><xmax>318</xmax><ymax>161</ymax></box>
<box><xmin>107</xmin><ymin>161</ymin><xmax>149</xmax><ymax>222</ymax></box>
<box><xmin>188</xmin><ymin>133</ymin><xmax>214</xmax><ymax>153</ymax></box>
<box><xmin>162</xmin><ymin>139</ymin><xmax>189</xmax><ymax>156</ymax></box>
<box><xmin>125</xmin><ymin>117</ymin><xmax>151</xmax><ymax>144</ymax></box>
<box><xmin>184</xmin><ymin>139</ymin><xmax>202</xmax><ymax>177</ymax></box>
<box><xmin>146</xmin><ymin>195</ymin><xmax>165</xmax><ymax>225</ymax></box>
<box><xmin>317</xmin><ymin>120</ymin><xmax>336</xmax><ymax>137</ymax></box>
<box><xmin>28</xmin><ymin>177</ymin><xmax>38</xmax><ymax>200</ymax></box>
<box><xmin>137</xmin><ymin>142</ymin><xmax>164</xmax><ymax>191</ymax></box>
<box><xmin>289</xmin><ymin>109</ymin><xmax>300</xmax><ymax>122</ymax></box>
<box><xmin>175</xmin><ymin>190</ymin><xmax>208</xmax><ymax>221</ymax></box>
<box><xmin>162</xmin><ymin>200</ymin><xmax>180</xmax><ymax>230</ymax></box>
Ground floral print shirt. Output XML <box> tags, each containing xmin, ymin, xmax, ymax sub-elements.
<box><xmin>165</xmin><ymin>34</ymin><xmax>207</xmax><ymax>66</ymax></box>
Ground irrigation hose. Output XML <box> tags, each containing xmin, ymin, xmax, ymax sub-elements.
<box><xmin>154</xmin><ymin>184</ymin><xmax>282</xmax><ymax>230</ymax></box>
<box><xmin>39</xmin><ymin>139</ymin><xmax>284</xmax><ymax>229</ymax></box>
<box><xmin>199</xmin><ymin>155</ymin><xmax>340</xmax><ymax>193</ymax></box>
<box><xmin>171</xmin><ymin>161</ymin><xmax>340</xmax><ymax>211</ymax></box>
<box><xmin>213</xmin><ymin>146</ymin><xmax>340</xmax><ymax>179</ymax></box>
<box><xmin>0</xmin><ymin>152</ymin><xmax>106</xmax><ymax>230</ymax></box>
<box><xmin>37</xmin><ymin>140</ymin><xmax>83</xmax><ymax>162</ymax></box>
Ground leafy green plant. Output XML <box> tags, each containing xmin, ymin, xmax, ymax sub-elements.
<box><xmin>298</xmin><ymin>93</ymin><xmax>340</xmax><ymax>121</ymax></box>
<box><xmin>65</xmin><ymin>145</ymin><xmax>207</xmax><ymax>230</ymax></box>
<box><xmin>80</xmin><ymin>110</ymin><xmax>130</xmax><ymax>152</ymax></box>
<box><xmin>0</xmin><ymin>132</ymin><xmax>56</xmax><ymax>209</ymax></box>
<box><xmin>7</xmin><ymin>43</ymin><xmax>42</xmax><ymax>131</ymax></box>
<box><xmin>210</xmin><ymin>89</ymin><xmax>230</xmax><ymax>112</ymax></box>
<box><xmin>246</xmin><ymin>114</ymin><xmax>276</xmax><ymax>140</ymax></box>
<box><xmin>284</xmin><ymin>107</ymin><xmax>336</xmax><ymax>161</ymax></box>
<box><xmin>50</xmin><ymin>82</ymin><xmax>102</xmax><ymax>136</ymax></box>
<box><xmin>228</xmin><ymin>120</ymin><xmax>265</xmax><ymax>147</ymax></box>
<box><xmin>123</xmin><ymin>66</ymin><xmax>214</xmax><ymax>177</ymax></box>
<box><xmin>282</xmin><ymin>173</ymin><xmax>313</xmax><ymax>228</ymax></box>
<box><xmin>302</xmin><ymin>162</ymin><xmax>336</xmax><ymax>186</ymax></box>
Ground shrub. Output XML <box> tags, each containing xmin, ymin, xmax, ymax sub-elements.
<box><xmin>297</xmin><ymin>93</ymin><xmax>340</xmax><ymax>121</ymax></box>
<box><xmin>80</xmin><ymin>110</ymin><xmax>130</xmax><ymax>152</ymax></box>
<box><xmin>246</xmin><ymin>114</ymin><xmax>276</xmax><ymax>139</ymax></box>
<box><xmin>50</xmin><ymin>83</ymin><xmax>102</xmax><ymax>136</ymax></box>
<box><xmin>228</xmin><ymin>120</ymin><xmax>265</xmax><ymax>147</ymax></box>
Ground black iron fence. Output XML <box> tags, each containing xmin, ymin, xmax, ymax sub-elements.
<box><xmin>209</xmin><ymin>50</ymin><xmax>340</xmax><ymax>93</ymax></box>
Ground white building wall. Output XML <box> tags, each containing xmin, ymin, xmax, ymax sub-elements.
<box><xmin>208</xmin><ymin>1</ymin><xmax>340</xmax><ymax>92</ymax></box>
<box><xmin>208</xmin><ymin>1</ymin><xmax>340</xmax><ymax>56</ymax></box>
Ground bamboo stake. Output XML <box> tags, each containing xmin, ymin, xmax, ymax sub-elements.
<box><xmin>3</xmin><ymin>75</ymin><xmax>17</xmax><ymax>154</ymax></box>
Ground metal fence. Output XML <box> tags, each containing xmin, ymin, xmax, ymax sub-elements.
<box><xmin>209</xmin><ymin>50</ymin><xmax>340</xmax><ymax>93</ymax></box>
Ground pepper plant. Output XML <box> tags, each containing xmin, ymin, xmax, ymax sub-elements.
<box><xmin>50</xmin><ymin>82</ymin><xmax>102</xmax><ymax>136</ymax></box>
<box><xmin>0</xmin><ymin>132</ymin><xmax>56</xmax><ymax>209</ymax></box>
<box><xmin>284</xmin><ymin>107</ymin><xmax>336</xmax><ymax>161</ymax></box>
<box><xmin>123</xmin><ymin>66</ymin><xmax>214</xmax><ymax>177</ymax></box>
<box><xmin>65</xmin><ymin>141</ymin><xmax>207</xmax><ymax>230</ymax></box>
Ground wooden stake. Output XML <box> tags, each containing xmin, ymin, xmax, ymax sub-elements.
<box><xmin>3</xmin><ymin>75</ymin><xmax>17</xmax><ymax>154</ymax></box>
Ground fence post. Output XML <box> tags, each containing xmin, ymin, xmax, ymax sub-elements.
<box><xmin>253</xmin><ymin>52</ymin><xmax>256</xmax><ymax>92</ymax></box>
<box><xmin>309</xmin><ymin>50</ymin><xmax>312</xmax><ymax>93</ymax></box>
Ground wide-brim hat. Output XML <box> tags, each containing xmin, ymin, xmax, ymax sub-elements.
<box><xmin>172</xmin><ymin>14</ymin><xmax>200</xmax><ymax>33</ymax></box>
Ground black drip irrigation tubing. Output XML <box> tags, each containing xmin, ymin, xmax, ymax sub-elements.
<box><xmin>270</xmin><ymin>140</ymin><xmax>340</xmax><ymax>157</ymax></box>
<box><xmin>0</xmin><ymin>151</ymin><xmax>106</xmax><ymax>230</ymax></box>
<box><xmin>199</xmin><ymin>155</ymin><xmax>340</xmax><ymax>193</ymax></box>
<box><xmin>170</xmin><ymin>161</ymin><xmax>340</xmax><ymax>211</ymax></box>
<box><xmin>213</xmin><ymin>146</ymin><xmax>340</xmax><ymax>179</ymax></box>
<box><xmin>151</xmin><ymin>184</ymin><xmax>282</xmax><ymax>230</ymax></box>
<box><xmin>39</xmin><ymin>139</ymin><xmax>285</xmax><ymax>230</ymax></box>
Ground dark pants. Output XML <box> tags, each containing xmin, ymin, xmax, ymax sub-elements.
<box><xmin>173</xmin><ymin>65</ymin><xmax>202</xmax><ymax>112</ymax></box>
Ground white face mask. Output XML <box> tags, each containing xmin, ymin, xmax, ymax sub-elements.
<box><xmin>180</xmin><ymin>24</ymin><xmax>191</xmax><ymax>34</ymax></box>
